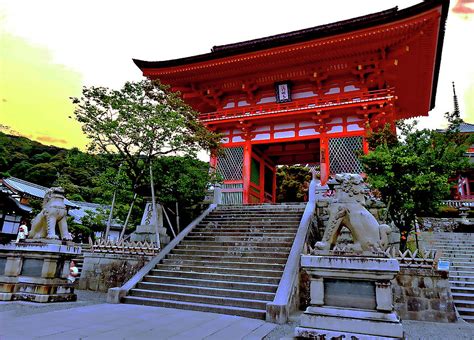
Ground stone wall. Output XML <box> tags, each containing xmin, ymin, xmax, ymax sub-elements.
<box><xmin>392</xmin><ymin>267</ymin><xmax>456</xmax><ymax>322</ymax></box>
<box><xmin>79</xmin><ymin>252</ymin><xmax>151</xmax><ymax>292</ymax></box>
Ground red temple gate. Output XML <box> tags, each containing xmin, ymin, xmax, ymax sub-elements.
<box><xmin>134</xmin><ymin>0</ymin><xmax>449</xmax><ymax>204</ymax></box>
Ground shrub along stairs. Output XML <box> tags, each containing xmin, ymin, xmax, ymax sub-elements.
<box><xmin>121</xmin><ymin>204</ymin><xmax>305</xmax><ymax>319</ymax></box>
<box><xmin>423</xmin><ymin>232</ymin><xmax>474</xmax><ymax>323</ymax></box>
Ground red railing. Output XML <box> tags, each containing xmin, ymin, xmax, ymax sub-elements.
<box><xmin>198</xmin><ymin>88</ymin><xmax>394</xmax><ymax>123</ymax></box>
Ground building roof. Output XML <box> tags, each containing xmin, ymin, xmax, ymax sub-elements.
<box><xmin>68</xmin><ymin>200</ymin><xmax>112</xmax><ymax>224</ymax></box>
<box><xmin>134</xmin><ymin>0</ymin><xmax>448</xmax><ymax>73</ymax></box>
<box><xmin>133</xmin><ymin>0</ymin><xmax>449</xmax><ymax>114</ymax></box>
<box><xmin>2</xmin><ymin>177</ymin><xmax>78</xmax><ymax>208</ymax></box>
<box><xmin>459</xmin><ymin>122</ymin><xmax>474</xmax><ymax>133</ymax></box>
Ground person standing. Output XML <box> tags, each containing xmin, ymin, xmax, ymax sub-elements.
<box><xmin>15</xmin><ymin>220</ymin><xmax>29</xmax><ymax>243</ymax></box>
<box><xmin>68</xmin><ymin>261</ymin><xmax>79</xmax><ymax>283</ymax></box>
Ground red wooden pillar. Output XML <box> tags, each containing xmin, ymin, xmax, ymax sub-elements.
<box><xmin>272</xmin><ymin>167</ymin><xmax>277</xmax><ymax>203</ymax></box>
<box><xmin>259</xmin><ymin>159</ymin><xmax>265</xmax><ymax>203</ymax></box>
<box><xmin>242</xmin><ymin>141</ymin><xmax>252</xmax><ymax>204</ymax></box>
<box><xmin>362</xmin><ymin>137</ymin><xmax>369</xmax><ymax>155</ymax></box>
<box><xmin>320</xmin><ymin>136</ymin><xmax>330</xmax><ymax>185</ymax></box>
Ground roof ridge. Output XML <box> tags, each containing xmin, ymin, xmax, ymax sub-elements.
<box><xmin>211</xmin><ymin>7</ymin><xmax>398</xmax><ymax>53</ymax></box>
<box><xmin>7</xmin><ymin>177</ymin><xmax>49</xmax><ymax>191</ymax></box>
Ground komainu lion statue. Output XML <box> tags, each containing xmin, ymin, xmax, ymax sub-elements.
<box><xmin>315</xmin><ymin>173</ymin><xmax>391</xmax><ymax>252</ymax></box>
<box><xmin>29</xmin><ymin>187</ymin><xmax>72</xmax><ymax>240</ymax></box>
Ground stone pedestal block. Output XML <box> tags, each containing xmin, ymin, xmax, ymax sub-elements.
<box><xmin>295</xmin><ymin>254</ymin><xmax>403</xmax><ymax>339</ymax></box>
<box><xmin>0</xmin><ymin>241</ymin><xmax>80</xmax><ymax>302</ymax></box>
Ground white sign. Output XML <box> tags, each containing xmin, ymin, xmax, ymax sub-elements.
<box><xmin>437</xmin><ymin>260</ymin><xmax>450</xmax><ymax>272</ymax></box>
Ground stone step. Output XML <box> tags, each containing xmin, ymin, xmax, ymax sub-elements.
<box><xmin>452</xmin><ymin>293</ymin><xmax>474</xmax><ymax>302</ymax></box>
<box><xmin>153</xmin><ymin>264</ymin><xmax>283</xmax><ymax>277</ymax></box>
<box><xmin>184</xmin><ymin>235</ymin><xmax>295</xmax><ymax>242</ymax></box>
<box><xmin>162</xmin><ymin>258</ymin><xmax>285</xmax><ymax>271</ymax></box>
<box><xmin>194</xmin><ymin>226</ymin><xmax>298</xmax><ymax>233</ymax></box>
<box><xmin>166</xmin><ymin>253</ymin><xmax>288</xmax><ymax>264</ymax></box>
<box><xmin>142</xmin><ymin>275</ymin><xmax>278</xmax><ymax>292</ymax></box>
<box><xmin>432</xmin><ymin>247</ymin><xmax>474</xmax><ymax>251</ymax></box>
<box><xmin>457</xmin><ymin>307</ymin><xmax>474</xmax><ymax>316</ymax></box>
<box><xmin>451</xmin><ymin>265</ymin><xmax>474</xmax><ymax>272</ymax></box>
<box><xmin>175</xmin><ymin>244</ymin><xmax>291</xmax><ymax>253</ymax></box>
<box><xmin>450</xmin><ymin>280</ymin><xmax>474</xmax><ymax>288</ymax></box>
<box><xmin>180</xmin><ymin>240</ymin><xmax>294</xmax><ymax>248</ymax></box>
<box><xmin>459</xmin><ymin>315</ymin><xmax>474</xmax><ymax>323</ymax></box>
<box><xmin>199</xmin><ymin>220</ymin><xmax>300</xmax><ymax>226</ymax></box>
<box><xmin>451</xmin><ymin>285</ymin><xmax>474</xmax><ymax>294</ymax></box>
<box><xmin>188</xmin><ymin>230</ymin><xmax>296</xmax><ymax>237</ymax></box>
<box><xmin>434</xmin><ymin>252</ymin><xmax>474</xmax><ymax>258</ymax></box>
<box><xmin>147</xmin><ymin>270</ymin><xmax>280</xmax><ymax>284</ymax></box>
<box><xmin>450</xmin><ymin>276</ymin><xmax>474</xmax><ymax>283</ymax></box>
<box><xmin>440</xmin><ymin>256</ymin><xmax>474</xmax><ymax>262</ymax></box>
<box><xmin>134</xmin><ymin>282</ymin><xmax>275</xmax><ymax>301</ymax></box>
<box><xmin>128</xmin><ymin>289</ymin><xmax>268</xmax><ymax>310</ymax></box>
<box><xmin>204</xmin><ymin>214</ymin><xmax>301</xmax><ymax>222</ymax></box>
<box><xmin>122</xmin><ymin>296</ymin><xmax>266</xmax><ymax>319</ymax></box>
<box><xmin>171</xmin><ymin>248</ymin><xmax>289</xmax><ymax>258</ymax></box>
<box><xmin>207</xmin><ymin>212</ymin><xmax>303</xmax><ymax>216</ymax></box>
<box><xmin>448</xmin><ymin>270</ymin><xmax>474</xmax><ymax>277</ymax></box>
<box><xmin>453</xmin><ymin>299</ymin><xmax>474</xmax><ymax>309</ymax></box>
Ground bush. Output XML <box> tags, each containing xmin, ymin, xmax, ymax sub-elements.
<box><xmin>99</xmin><ymin>259</ymin><xmax>146</xmax><ymax>289</ymax></box>
<box><xmin>437</xmin><ymin>205</ymin><xmax>459</xmax><ymax>218</ymax></box>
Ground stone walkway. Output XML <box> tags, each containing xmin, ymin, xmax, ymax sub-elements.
<box><xmin>0</xmin><ymin>303</ymin><xmax>276</xmax><ymax>339</ymax></box>
<box><xmin>1</xmin><ymin>290</ymin><xmax>474</xmax><ymax>339</ymax></box>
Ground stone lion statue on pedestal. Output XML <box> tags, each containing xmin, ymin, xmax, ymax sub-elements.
<box><xmin>315</xmin><ymin>173</ymin><xmax>391</xmax><ymax>252</ymax></box>
<box><xmin>29</xmin><ymin>187</ymin><xmax>72</xmax><ymax>241</ymax></box>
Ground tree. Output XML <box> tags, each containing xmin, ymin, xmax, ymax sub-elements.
<box><xmin>276</xmin><ymin>165</ymin><xmax>312</xmax><ymax>202</ymax></box>
<box><xmin>71</xmin><ymin>79</ymin><xmax>221</xmax><ymax>190</ymax></box>
<box><xmin>360</xmin><ymin>118</ymin><xmax>472</xmax><ymax>251</ymax></box>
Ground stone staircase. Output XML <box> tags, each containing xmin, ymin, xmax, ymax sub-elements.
<box><xmin>423</xmin><ymin>232</ymin><xmax>474</xmax><ymax>323</ymax></box>
<box><xmin>122</xmin><ymin>204</ymin><xmax>305</xmax><ymax>319</ymax></box>
<box><xmin>73</xmin><ymin>243</ymin><xmax>91</xmax><ymax>277</ymax></box>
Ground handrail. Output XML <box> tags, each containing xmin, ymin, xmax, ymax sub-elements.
<box><xmin>199</xmin><ymin>88</ymin><xmax>394</xmax><ymax>123</ymax></box>
<box><xmin>107</xmin><ymin>203</ymin><xmax>217</xmax><ymax>303</ymax></box>
<box><xmin>266</xmin><ymin>171</ymin><xmax>319</xmax><ymax>323</ymax></box>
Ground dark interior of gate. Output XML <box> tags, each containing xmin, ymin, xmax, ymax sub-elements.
<box><xmin>215</xmin><ymin>136</ymin><xmax>365</xmax><ymax>205</ymax></box>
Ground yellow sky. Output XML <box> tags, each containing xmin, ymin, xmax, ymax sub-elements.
<box><xmin>0</xmin><ymin>0</ymin><xmax>473</xmax><ymax>150</ymax></box>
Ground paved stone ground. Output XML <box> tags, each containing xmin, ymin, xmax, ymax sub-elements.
<box><xmin>0</xmin><ymin>290</ymin><xmax>276</xmax><ymax>340</ymax></box>
<box><xmin>1</xmin><ymin>290</ymin><xmax>474</xmax><ymax>339</ymax></box>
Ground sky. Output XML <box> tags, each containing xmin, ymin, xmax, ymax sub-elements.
<box><xmin>0</xmin><ymin>0</ymin><xmax>473</xmax><ymax>151</ymax></box>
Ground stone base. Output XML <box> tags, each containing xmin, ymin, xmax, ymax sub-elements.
<box><xmin>0</xmin><ymin>242</ymin><xmax>79</xmax><ymax>303</ymax></box>
<box><xmin>2</xmin><ymin>291</ymin><xmax>76</xmax><ymax>303</ymax></box>
<box><xmin>129</xmin><ymin>225</ymin><xmax>170</xmax><ymax>246</ymax></box>
<box><xmin>295</xmin><ymin>326</ymin><xmax>402</xmax><ymax>340</ymax></box>
<box><xmin>297</xmin><ymin>306</ymin><xmax>403</xmax><ymax>339</ymax></box>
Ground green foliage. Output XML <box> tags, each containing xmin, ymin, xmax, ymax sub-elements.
<box><xmin>71</xmin><ymin>79</ymin><xmax>221</xmax><ymax>189</ymax></box>
<box><xmin>276</xmin><ymin>165</ymin><xmax>312</xmax><ymax>202</ymax></box>
<box><xmin>151</xmin><ymin>156</ymin><xmax>213</xmax><ymax>207</ymax></box>
<box><xmin>361</xmin><ymin>117</ymin><xmax>473</xmax><ymax>251</ymax></box>
<box><xmin>98</xmin><ymin>258</ymin><xmax>146</xmax><ymax>290</ymax></box>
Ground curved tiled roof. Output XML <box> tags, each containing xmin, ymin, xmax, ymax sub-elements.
<box><xmin>133</xmin><ymin>0</ymin><xmax>448</xmax><ymax>70</ymax></box>
<box><xmin>2</xmin><ymin>177</ymin><xmax>78</xmax><ymax>208</ymax></box>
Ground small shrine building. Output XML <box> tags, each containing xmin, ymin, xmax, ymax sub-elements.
<box><xmin>134</xmin><ymin>0</ymin><xmax>449</xmax><ymax>204</ymax></box>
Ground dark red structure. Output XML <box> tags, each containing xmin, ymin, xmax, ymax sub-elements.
<box><xmin>134</xmin><ymin>0</ymin><xmax>449</xmax><ymax>204</ymax></box>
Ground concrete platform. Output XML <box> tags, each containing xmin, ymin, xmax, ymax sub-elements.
<box><xmin>0</xmin><ymin>303</ymin><xmax>276</xmax><ymax>339</ymax></box>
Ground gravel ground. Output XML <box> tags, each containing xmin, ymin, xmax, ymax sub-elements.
<box><xmin>263</xmin><ymin>311</ymin><xmax>474</xmax><ymax>339</ymax></box>
<box><xmin>0</xmin><ymin>289</ymin><xmax>107</xmax><ymax>318</ymax></box>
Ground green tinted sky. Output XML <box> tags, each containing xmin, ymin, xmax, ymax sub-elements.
<box><xmin>0</xmin><ymin>27</ymin><xmax>87</xmax><ymax>148</ymax></box>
